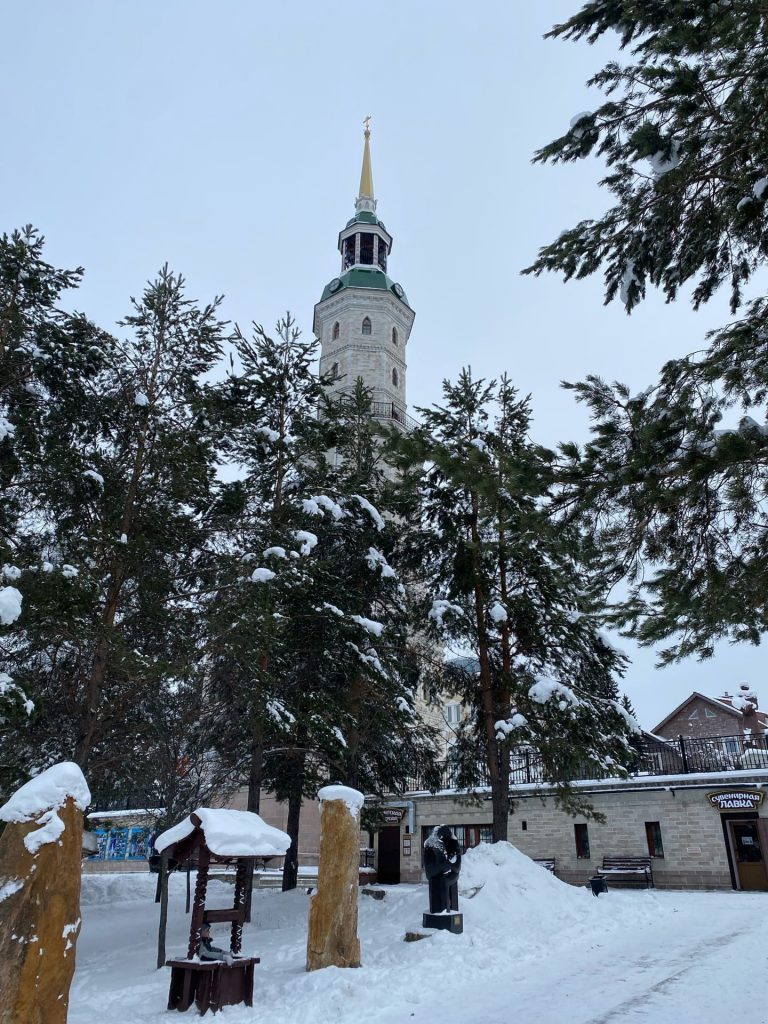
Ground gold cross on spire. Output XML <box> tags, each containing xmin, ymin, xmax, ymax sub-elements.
<box><xmin>363</xmin><ymin>114</ymin><xmax>371</xmax><ymax>134</ymax></box>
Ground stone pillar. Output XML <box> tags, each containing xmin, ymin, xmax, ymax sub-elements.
<box><xmin>0</xmin><ymin>763</ymin><xmax>89</xmax><ymax>1024</ymax></box>
<box><xmin>306</xmin><ymin>785</ymin><xmax>363</xmax><ymax>971</ymax></box>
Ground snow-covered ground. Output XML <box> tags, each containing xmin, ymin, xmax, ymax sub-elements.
<box><xmin>70</xmin><ymin>843</ymin><xmax>768</xmax><ymax>1024</ymax></box>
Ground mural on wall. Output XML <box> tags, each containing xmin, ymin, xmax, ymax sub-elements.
<box><xmin>88</xmin><ymin>825</ymin><xmax>151</xmax><ymax>861</ymax></box>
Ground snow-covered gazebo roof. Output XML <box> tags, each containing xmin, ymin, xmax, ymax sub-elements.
<box><xmin>155</xmin><ymin>807</ymin><xmax>290</xmax><ymax>861</ymax></box>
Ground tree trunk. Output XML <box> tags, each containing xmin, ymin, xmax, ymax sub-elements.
<box><xmin>243</xmin><ymin>738</ymin><xmax>263</xmax><ymax>922</ymax></box>
<box><xmin>156</xmin><ymin>853</ymin><xmax>170</xmax><ymax>969</ymax></box>
<box><xmin>489</xmin><ymin>745</ymin><xmax>510</xmax><ymax>842</ymax></box>
<box><xmin>281</xmin><ymin>762</ymin><xmax>304</xmax><ymax>892</ymax></box>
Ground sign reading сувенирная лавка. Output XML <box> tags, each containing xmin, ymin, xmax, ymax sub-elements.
<box><xmin>707</xmin><ymin>790</ymin><xmax>765</xmax><ymax>811</ymax></box>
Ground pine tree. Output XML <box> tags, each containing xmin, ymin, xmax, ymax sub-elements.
<box><xmin>0</xmin><ymin>227</ymin><xmax>110</xmax><ymax>790</ymax></box>
<box><xmin>208</xmin><ymin>324</ymin><xmax>439</xmax><ymax>889</ymax></box>
<box><xmin>388</xmin><ymin>370</ymin><xmax>637</xmax><ymax>839</ymax></box>
<box><xmin>526</xmin><ymin>2</ymin><xmax>768</xmax><ymax>660</ymax></box>
<box><xmin>2</xmin><ymin>257</ymin><xmax>229</xmax><ymax>794</ymax></box>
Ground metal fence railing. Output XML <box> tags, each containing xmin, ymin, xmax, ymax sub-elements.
<box><xmin>402</xmin><ymin>732</ymin><xmax>768</xmax><ymax>794</ymax></box>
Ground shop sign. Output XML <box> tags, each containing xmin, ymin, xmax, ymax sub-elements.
<box><xmin>381</xmin><ymin>807</ymin><xmax>406</xmax><ymax>823</ymax></box>
<box><xmin>707</xmin><ymin>789</ymin><xmax>764</xmax><ymax>811</ymax></box>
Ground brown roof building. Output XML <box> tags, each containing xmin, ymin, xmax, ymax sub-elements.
<box><xmin>651</xmin><ymin>684</ymin><xmax>768</xmax><ymax>741</ymax></box>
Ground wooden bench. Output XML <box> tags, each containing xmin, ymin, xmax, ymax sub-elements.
<box><xmin>533</xmin><ymin>858</ymin><xmax>556</xmax><ymax>874</ymax></box>
<box><xmin>595</xmin><ymin>856</ymin><xmax>654</xmax><ymax>888</ymax></box>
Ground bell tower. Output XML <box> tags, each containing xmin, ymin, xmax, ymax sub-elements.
<box><xmin>314</xmin><ymin>120</ymin><xmax>415</xmax><ymax>429</ymax></box>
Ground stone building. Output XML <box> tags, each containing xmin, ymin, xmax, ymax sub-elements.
<box><xmin>388</xmin><ymin>769</ymin><xmax>768</xmax><ymax>892</ymax></box>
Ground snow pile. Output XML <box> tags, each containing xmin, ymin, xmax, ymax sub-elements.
<box><xmin>353</xmin><ymin>494</ymin><xmax>385</xmax><ymax>530</ymax></box>
<box><xmin>428</xmin><ymin>598</ymin><xmax>463</xmax><ymax>628</ymax></box>
<box><xmin>155</xmin><ymin>807</ymin><xmax>291</xmax><ymax>858</ymax></box>
<box><xmin>317</xmin><ymin>785</ymin><xmax>364</xmax><ymax>815</ymax></box>
<box><xmin>460</xmin><ymin>841</ymin><xmax>584</xmax><ymax>920</ymax></box>
<box><xmin>294</xmin><ymin>529</ymin><xmax>318</xmax><ymax>555</ymax></box>
<box><xmin>0</xmin><ymin>585</ymin><xmax>22</xmax><ymax>625</ymax></box>
<box><xmin>251</xmin><ymin>567</ymin><xmax>276</xmax><ymax>583</ymax></box>
<box><xmin>0</xmin><ymin>762</ymin><xmax>91</xmax><ymax>855</ymax></box>
<box><xmin>0</xmin><ymin>762</ymin><xmax>91</xmax><ymax>822</ymax></box>
<box><xmin>489</xmin><ymin>601</ymin><xmax>507</xmax><ymax>623</ymax></box>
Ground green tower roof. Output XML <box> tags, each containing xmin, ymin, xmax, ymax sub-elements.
<box><xmin>319</xmin><ymin>267</ymin><xmax>410</xmax><ymax>307</ymax></box>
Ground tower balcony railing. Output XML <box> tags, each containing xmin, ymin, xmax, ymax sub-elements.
<box><xmin>370</xmin><ymin>400</ymin><xmax>419</xmax><ymax>433</ymax></box>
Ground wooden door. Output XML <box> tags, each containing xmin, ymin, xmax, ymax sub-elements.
<box><xmin>377</xmin><ymin>826</ymin><xmax>401</xmax><ymax>884</ymax></box>
<box><xmin>728</xmin><ymin>819</ymin><xmax>768</xmax><ymax>891</ymax></box>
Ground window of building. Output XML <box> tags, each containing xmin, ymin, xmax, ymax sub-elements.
<box><xmin>331</xmin><ymin>362</ymin><xmax>339</xmax><ymax>380</ymax></box>
<box><xmin>392</xmin><ymin>367</ymin><xmax>399</xmax><ymax>386</ymax></box>
<box><xmin>645</xmin><ymin>821</ymin><xmax>664</xmax><ymax>858</ymax></box>
<box><xmin>359</xmin><ymin>233</ymin><xmax>374</xmax><ymax>265</ymax></box>
<box><xmin>377</xmin><ymin>242</ymin><xmax>387</xmax><ymax>272</ymax></box>
<box><xmin>574</xmin><ymin>823</ymin><xmax>590</xmax><ymax>859</ymax></box>
<box><xmin>688</xmin><ymin>708</ymin><xmax>700</xmax><ymax>720</ymax></box>
<box><xmin>704</xmin><ymin>706</ymin><xmax>716</xmax><ymax>718</ymax></box>
<box><xmin>332</xmin><ymin>322</ymin><xmax>340</xmax><ymax>340</ymax></box>
<box><xmin>724</xmin><ymin>738</ymin><xmax>740</xmax><ymax>755</ymax></box>
<box><xmin>444</xmin><ymin>702</ymin><xmax>461</xmax><ymax>725</ymax></box>
<box><xmin>421</xmin><ymin>824</ymin><xmax>492</xmax><ymax>859</ymax></box>
<box><xmin>362</xmin><ymin>317</ymin><xmax>371</xmax><ymax>336</ymax></box>
<box><xmin>392</xmin><ymin>327</ymin><xmax>398</xmax><ymax>346</ymax></box>
<box><xmin>343</xmin><ymin>235</ymin><xmax>356</xmax><ymax>269</ymax></box>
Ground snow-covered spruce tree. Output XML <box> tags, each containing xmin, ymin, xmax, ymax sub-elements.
<box><xmin>526</xmin><ymin>2</ymin><xmax>768</xmax><ymax>661</ymax></box>
<box><xmin>387</xmin><ymin>370</ymin><xmax>637</xmax><ymax>840</ymax></box>
<box><xmin>0</xmin><ymin>227</ymin><xmax>113</xmax><ymax>791</ymax></box>
<box><xmin>205</xmin><ymin>314</ymin><xmax>337</xmax><ymax>891</ymax></box>
<box><xmin>208</xmin><ymin>324</ymin><xmax>438</xmax><ymax>889</ymax></box>
<box><xmin>4</xmin><ymin>263</ymin><xmax>228</xmax><ymax>794</ymax></box>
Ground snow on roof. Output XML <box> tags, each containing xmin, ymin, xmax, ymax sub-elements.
<box><xmin>154</xmin><ymin>807</ymin><xmax>291</xmax><ymax>858</ymax></box>
<box><xmin>317</xmin><ymin>785</ymin><xmax>364</xmax><ymax>815</ymax></box>
<box><xmin>0</xmin><ymin>762</ymin><xmax>91</xmax><ymax>823</ymax></box>
<box><xmin>87</xmin><ymin>808</ymin><xmax>163</xmax><ymax>821</ymax></box>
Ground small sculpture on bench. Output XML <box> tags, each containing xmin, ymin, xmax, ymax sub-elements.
<box><xmin>422</xmin><ymin>825</ymin><xmax>463</xmax><ymax>934</ymax></box>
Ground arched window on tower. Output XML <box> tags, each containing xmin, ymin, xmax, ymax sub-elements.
<box><xmin>392</xmin><ymin>367</ymin><xmax>399</xmax><ymax>387</ymax></box>
<box><xmin>377</xmin><ymin>241</ymin><xmax>387</xmax><ymax>272</ymax></box>
<box><xmin>331</xmin><ymin>362</ymin><xmax>339</xmax><ymax>380</ymax></box>
<box><xmin>332</xmin><ymin>322</ymin><xmax>340</xmax><ymax>340</ymax></box>
<box><xmin>362</xmin><ymin>317</ymin><xmax>372</xmax><ymax>336</ymax></box>
<box><xmin>392</xmin><ymin>327</ymin><xmax>398</xmax><ymax>346</ymax></box>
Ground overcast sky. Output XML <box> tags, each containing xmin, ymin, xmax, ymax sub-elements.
<box><xmin>2</xmin><ymin>1</ymin><xmax>757</xmax><ymax>729</ymax></box>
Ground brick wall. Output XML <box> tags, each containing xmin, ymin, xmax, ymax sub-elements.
<box><xmin>655</xmin><ymin>697</ymin><xmax>740</xmax><ymax>740</ymax></box>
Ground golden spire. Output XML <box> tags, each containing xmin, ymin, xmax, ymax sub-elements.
<box><xmin>358</xmin><ymin>115</ymin><xmax>374</xmax><ymax>200</ymax></box>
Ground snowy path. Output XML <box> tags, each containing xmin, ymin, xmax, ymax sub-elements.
<box><xmin>70</xmin><ymin>848</ymin><xmax>768</xmax><ymax>1024</ymax></box>
<box><xmin>421</xmin><ymin>894</ymin><xmax>768</xmax><ymax>1024</ymax></box>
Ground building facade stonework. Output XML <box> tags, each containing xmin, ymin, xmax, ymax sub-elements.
<box><xmin>380</xmin><ymin>772</ymin><xmax>768</xmax><ymax>891</ymax></box>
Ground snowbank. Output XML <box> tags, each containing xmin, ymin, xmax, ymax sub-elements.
<box><xmin>154</xmin><ymin>807</ymin><xmax>291</xmax><ymax>858</ymax></box>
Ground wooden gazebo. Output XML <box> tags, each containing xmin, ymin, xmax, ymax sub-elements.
<box><xmin>155</xmin><ymin>807</ymin><xmax>290</xmax><ymax>1015</ymax></box>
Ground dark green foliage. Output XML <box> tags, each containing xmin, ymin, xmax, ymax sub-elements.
<box><xmin>388</xmin><ymin>370</ymin><xmax>636</xmax><ymax>837</ymax></box>
<box><xmin>529</xmin><ymin>2</ymin><xmax>768</xmax><ymax>661</ymax></box>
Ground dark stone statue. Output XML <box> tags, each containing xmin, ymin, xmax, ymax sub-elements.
<box><xmin>422</xmin><ymin>825</ymin><xmax>462</xmax><ymax>932</ymax></box>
